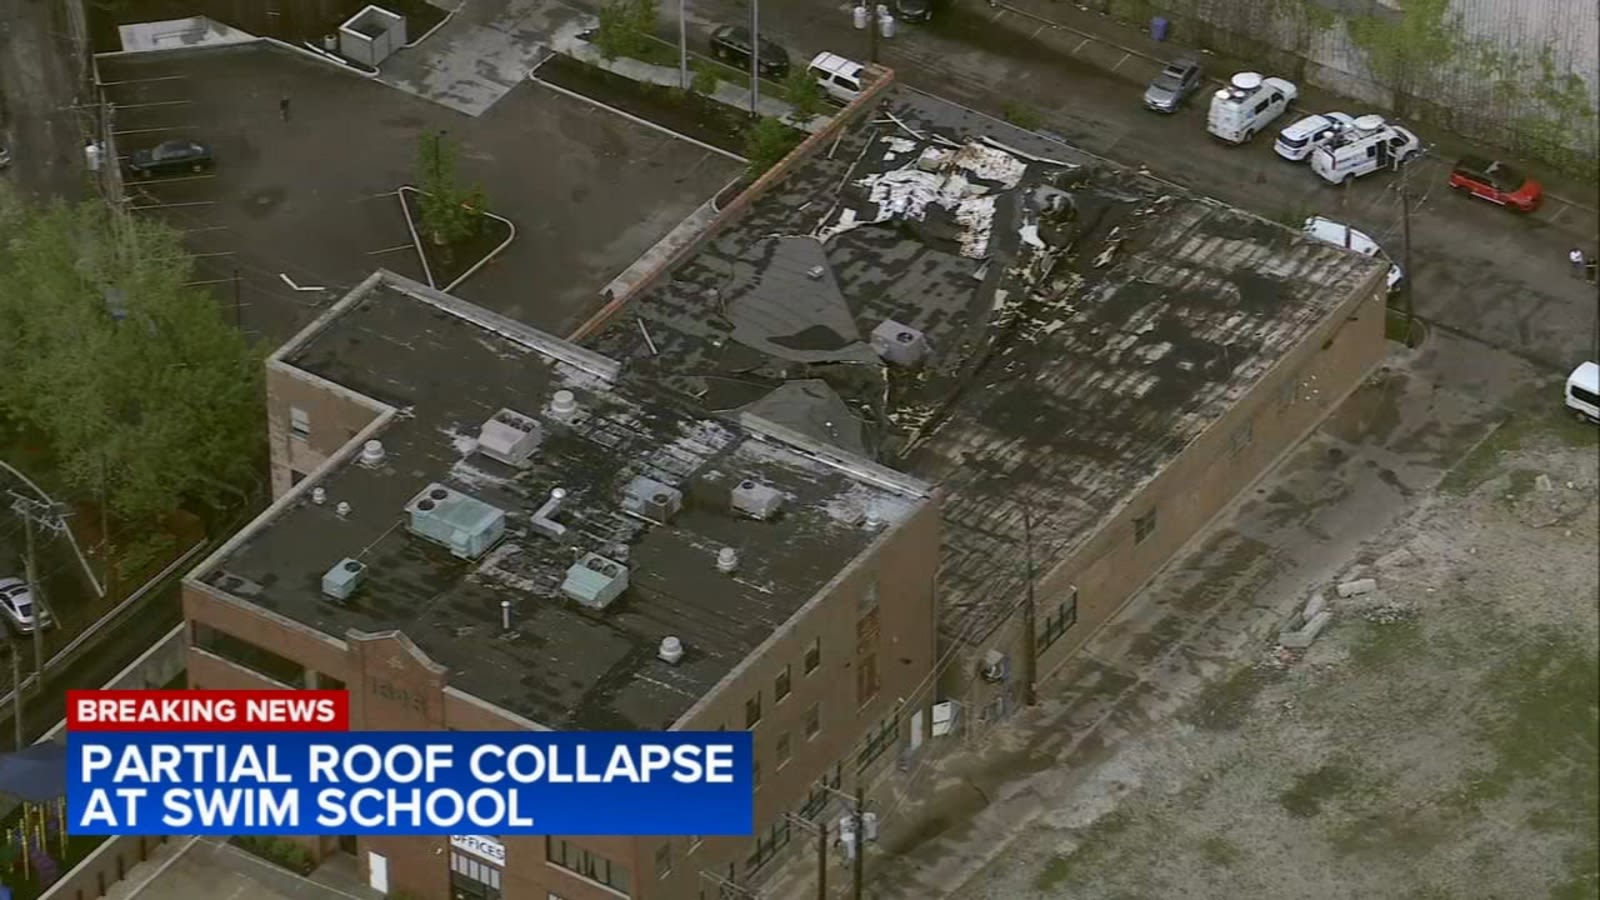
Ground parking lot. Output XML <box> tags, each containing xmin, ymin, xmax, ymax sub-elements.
<box><xmin>99</xmin><ymin>43</ymin><xmax>740</xmax><ymax>343</ymax></box>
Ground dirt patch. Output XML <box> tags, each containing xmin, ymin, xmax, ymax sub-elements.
<box><xmin>954</xmin><ymin>423</ymin><xmax>1599</xmax><ymax>899</ymax></box>
<box><xmin>535</xmin><ymin>54</ymin><xmax>782</xmax><ymax>156</ymax></box>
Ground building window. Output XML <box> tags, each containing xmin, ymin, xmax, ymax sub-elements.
<box><xmin>546</xmin><ymin>838</ymin><xmax>632</xmax><ymax>896</ymax></box>
<box><xmin>1228</xmin><ymin>421</ymin><xmax>1252</xmax><ymax>456</ymax></box>
<box><xmin>1134</xmin><ymin>509</ymin><xmax>1157</xmax><ymax>545</ymax></box>
<box><xmin>774</xmin><ymin>665</ymin><xmax>791</xmax><ymax>703</ymax></box>
<box><xmin>655</xmin><ymin>844</ymin><xmax>672</xmax><ymax>879</ymax></box>
<box><xmin>289</xmin><ymin>406</ymin><xmax>310</xmax><ymax>440</ymax></box>
<box><xmin>775</xmin><ymin>733</ymin><xmax>792</xmax><ymax>769</ymax></box>
<box><xmin>804</xmin><ymin>703</ymin><xmax>821</xmax><ymax>740</ymax></box>
<box><xmin>857</xmin><ymin>715</ymin><xmax>899</xmax><ymax>771</ymax></box>
<box><xmin>1037</xmin><ymin>586</ymin><xmax>1079</xmax><ymax>653</ymax></box>
<box><xmin>191</xmin><ymin>622</ymin><xmax>305</xmax><ymax>687</ymax></box>
<box><xmin>746</xmin><ymin>694</ymin><xmax>762</xmax><ymax>729</ymax></box>
<box><xmin>290</xmin><ymin>469</ymin><xmax>307</xmax><ymax>486</ymax></box>
<box><xmin>746</xmin><ymin>819</ymin><xmax>792</xmax><ymax>874</ymax></box>
<box><xmin>857</xmin><ymin>653</ymin><xmax>880</xmax><ymax>708</ymax></box>
<box><xmin>803</xmin><ymin>638</ymin><xmax>820</xmax><ymax>675</ymax></box>
<box><xmin>860</xmin><ymin>584</ymin><xmax>878</xmax><ymax>613</ymax></box>
<box><xmin>451</xmin><ymin>851</ymin><xmax>503</xmax><ymax>900</ymax></box>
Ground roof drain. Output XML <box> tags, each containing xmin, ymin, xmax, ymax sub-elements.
<box><xmin>532</xmin><ymin>487</ymin><xmax>567</xmax><ymax>538</ymax></box>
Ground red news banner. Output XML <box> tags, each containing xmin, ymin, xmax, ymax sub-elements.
<box><xmin>67</xmin><ymin>689</ymin><xmax>350</xmax><ymax>731</ymax></box>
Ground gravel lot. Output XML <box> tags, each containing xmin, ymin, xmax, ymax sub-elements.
<box><xmin>952</xmin><ymin>408</ymin><xmax>1599</xmax><ymax>900</ymax></box>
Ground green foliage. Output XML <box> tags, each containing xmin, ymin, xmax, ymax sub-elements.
<box><xmin>0</xmin><ymin>184</ymin><xmax>264</xmax><ymax>524</ymax></box>
<box><xmin>780</xmin><ymin>68</ymin><xmax>825</xmax><ymax>124</ymax></box>
<box><xmin>1346</xmin><ymin>0</ymin><xmax>1461</xmax><ymax>99</ymax></box>
<box><xmin>233</xmin><ymin>835</ymin><xmax>314</xmax><ymax>873</ymax></box>
<box><xmin>743</xmin><ymin>117</ymin><xmax>802</xmax><ymax>177</ymax></box>
<box><xmin>691</xmin><ymin>61</ymin><xmax>720</xmax><ymax>96</ymax></box>
<box><xmin>1001</xmin><ymin>100</ymin><xmax>1042</xmax><ymax>131</ymax></box>
<box><xmin>415</xmin><ymin>131</ymin><xmax>487</xmax><ymax>245</ymax></box>
<box><xmin>594</xmin><ymin>0</ymin><xmax>659</xmax><ymax>61</ymax></box>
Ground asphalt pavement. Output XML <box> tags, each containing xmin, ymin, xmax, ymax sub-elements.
<box><xmin>0</xmin><ymin>0</ymin><xmax>91</xmax><ymax>203</ymax></box>
<box><xmin>657</xmin><ymin>0</ymin><xmax>1599</xmax><ymax>371</ymax></box>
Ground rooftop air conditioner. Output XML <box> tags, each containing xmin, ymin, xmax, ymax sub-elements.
<box><xmin>562</xmin><ymin>553</ymin><xmax>630</xmax><ymax>610</ymax></box>
<box><xmin>405</xmin><ymin>483</ymin><xmax>507</xmax><ymax>560</ymax></box>
<box><xmin>871</xmin><ymin>319</ymin><xmax>929</xmax><ymax>368</ymax></box>
<box><xmin>623</xmin><ymin>476</ymin><xmax>683</xmax><ymax>523</ymax></box>
<box><xmin>731</xmin><ymin>479</ymin><xmax>785</xmax><ymax>520</ymax></box>
<box><xmin>321</xmin><ymin>558</ymin><xmax>365</xmax><ymax>601</ymax></box>
<box><xmin>478</xmin><ymin>408</ymin><xmax>543</xmax><ymax>468</ymax></box>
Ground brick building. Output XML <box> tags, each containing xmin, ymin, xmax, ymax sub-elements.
<box><xmin>180</xmin><ymin>270</ymin><xmax>940</xmax><ymax>899</ymax></box>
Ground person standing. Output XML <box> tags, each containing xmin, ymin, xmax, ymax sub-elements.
<box><xmin>1571</xmin><ymin>247</ymin><xmax>1586</xmax><ymax>279</ymax></box>
<box><xmin>279</xmin><ymin>95</ymin><xmax>291</xmax><ymax>122</ymax></box>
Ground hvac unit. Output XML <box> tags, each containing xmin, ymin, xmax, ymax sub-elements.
<box><xmin>731</xmin><ymin>479</ymin><xmax>785</xmax><ymax>520</ymax></box>
<box><xmin>623</xmin><ymin>476</ymin><xmax>683</xmax><ymax>523</ymax></box>
<box><xmin>980</xmin><ymin>649</ymin><xmax>1008</xmax><ymax>683</ymax></box>
<box><xmin>562</xmin><ymin>553</ymin><xmax>630</xmax><ymax>610</ymax></box>
<box><xmin>321</xmin><ymin>558</ymin><xmax>366</xmax><ymax>601</ymax></box>
<box><xmin>405</xmin><ymin>483</ymin><xmax>507</xmax><ymax>560</ymax></box>
<box><xmin>478</xmin><ymin>408</ymin><xmax>544</xmax><ymax>468</ymax></box>
<box><xmin>870</xmin><ymin>319</ymin><xmax>929</xmax><ymax>368</ymax></box>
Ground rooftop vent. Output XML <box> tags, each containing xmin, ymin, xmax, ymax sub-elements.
<box><xmin>336</xmin><ymin>501</ymin><xmax>352</xmax><ymax>518</ymax></box>
<box><xmin>550</xmin><ymin>390</ymin><xmax>578</xmax><ymax>417</ymax></box>
<box><xmin>731</xmin><ymin>479</ymin><xmax>785</xmax><ymax>520</ymax></box>
<box><xmin>659</xmin><ymin>636</ymin><xmax>684</xmax><ymax>665</ymax></box>
<box><xmin>405</xmin><ymin>483</ymin><xmax>507</xmax><ymax>560</ymax></box>
<box><xmin>312</xmin><ymin>487</ymin><xmax>327</xmax><ymax>505</ymax></box>
<box><xmin>562</xmin><ymin>553</ymin><xmax>629</xmax><ymax>610</ymax></box>
<box><xmin>321</xmin><ymin>558</ymin><xmax>365</xmax><ymax>601</ymax></box>
<box><xmin>623</xmin><ymin>476</ymin><xmax>683</xmax><ymax>523</ymax></box>
<box><xmin>716</xmin><ymin>547</ymin><xmax>739</xmax><ymax>573</ymax></box>
<box><xmin>478</xmin><ymin>408</ymin><xmax>544</xmax><ymax>468</ymax></box>
<box><xmin>532</xmin><ymin>487</ymin><xmax>567</xmax><ymax>538</ymax></box>
<box><xmin>360</xmin><ymin>440</ymin><xmax>386</xmax><ymax>467</ymax></box>
<box><xmin>871</xmin><ymin>320</ymin><xmax>929</xmax><ymax>368</ymax></box>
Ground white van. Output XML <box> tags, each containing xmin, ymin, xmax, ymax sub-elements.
<box><xmin>1274</xmin><ymin>112</ymin><xmax>1356</xmax><ymax>162</ymax></box>
<box><xmin>1206</xmin><ymin>72</ymin><xmax>1297</xmax><ymax>144</ymax></box>
<box><xmin>807</xmin><ymin>52</ymin><xmax>865</xmax><ymax>104</ymax></box>
<box><xmin>1303</xmin><ymin>216</ymin><xmax>1403</xmax><ymax>293</ymax></box>
<box><xmin>1567</xmin><ymin>362</ymin><xmax>1599</xmax><ymax>422</ymax></box>
<box><xmin>1310</xmin><ymin>116</ymin><xmax>1421</xmax><ymax>185</ymax></box>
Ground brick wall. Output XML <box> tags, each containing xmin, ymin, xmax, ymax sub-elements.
<box><xmin>265</xmin><ymin>365</ymin><xmax>383</xmax><ymax>498</ymax></box>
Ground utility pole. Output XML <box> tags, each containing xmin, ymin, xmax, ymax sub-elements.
<box><xmin>678</xmin><ymin>0</ymin><xmax>688</xmax><ymax>89</ymax></box>
<box><xmin>10</xmin><ymin>494</ymin><xmax>69</xmax><ymax>692</ymax></box>
<box><xmin>748</xmin><ymin>0</ymin><xmax>760</xmax><ymax>117</ymax></box>
<box><xmin>868</xmin><ymin>2</ymin><xmax>879</xmax><ymax>64</ymax></box>
<box><xmin>10</xmin><ymin>641</ymin><xmax>22</xmax><ymax>750</ymax></box>
<box><xmin>1399</xmin><ymin>172</ymin><xmax>1414</xmax><ymax>344</ymax></box>
<box><xmin>851</xmin><ymin>784</ymin><xmax>865</xmax><ymax>900</ymax></box>
<box><xmin>784</xmin><ymin>811</ymin><xmax>829</xmax><ymax>900</ymax></box>
<box><xmin>1020</xmin><ymin>501</ymin><xmax>1037</xmax><ymax>707</ymax></box>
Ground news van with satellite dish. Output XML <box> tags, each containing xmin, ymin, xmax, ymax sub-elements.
<box><xmin>1310</xmin><ymin>115</ymin><xmax>1422</xmax><ymax>185</ymax></box>
<box><xmin>1206</xmin><ymin>72</ymin><xmax>1297</xmax><ymax>144</ymax></box>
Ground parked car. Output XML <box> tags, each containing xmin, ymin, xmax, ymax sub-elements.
<box><xmin>0</xmin><ymin>144</ymin><xmax>10</xmax><ymax>169</ymax></box>
<box><xmin>0</xmin><ymin>578</ymin><xmax>51</xmax><ymax>635</ymax></box>
<box><xmin>1303</xmin><ymin>216</ymin><xmax>1403</xmax><ymax>293</ymax></box>
<box><xmin>708</xmin><ymin>25</ymin><xmax>790</xmax><ymax>79</ymax></box>
<box><xmin>1566</xmin><ymin>362</ymin><xmax>1599</xmax><ymax>423</ymax></box>
<box><xmin>893</xmin><ymin>0</ymin><xmax>934</xmax><ymax>23</ymax></box>
<box><xmin>1143</xmin><ymin>58</ymin><xmax>1203</xmax><ymax>113</ymax></box>
<box><xmin>1273</xmin><ymin>112</ymin><xmax>1356</xmax><ymax>162</ymax></box>
<box><xmin>807</xmin><ymin>51</ymin><xmax>866</xmax><ymax>104</ymax></box>
<box><xmin>128</xmin><ymin>139</ymin><xmax>213</xmax><ymax>178</ymax></box>
<box><xmin>1448</xmin><ymin>156</ymin><xmax>1542</xmax><ymax>212</ymax></box>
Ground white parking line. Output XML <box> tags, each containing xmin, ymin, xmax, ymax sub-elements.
<box><xmin>99</xmin><ymin>74</ymin><xmax>190</xmax><ymax>86</ymax></box>
<box><xmin>127</xmin><ymin>173</ymin><xmax>216</xmax><ymax>185</ymax></box>
<box><xmin>1548</xmin><ymin>205</ymin><xmax>1568</xmax><ymax>224</ymax></box>
<box><xmin>112</xmin><ymin>126</ymin><xmax>183</xmax><ymax>136</ymax></box>
<box><xmin>129</xmin><ymin>201</ymin><xmax>216</xmax><ymax>210</ymax></box>
<box><xmin>366</xmin><ymin>244</ymin><xmax>414</xmax><ymax>255</ymax></box>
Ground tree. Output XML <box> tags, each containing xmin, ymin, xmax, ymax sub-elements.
<box><xmin>0</xmin><ymin>183</ymin><xmax>264</xmax><ymax>526</ymax></box>
<box><xmin>594</xmin><ymin>0</ymin><xmax>658</xmax><ymax>61</ymax></box>
<box><xmin>743</xmin><ymin>117</ymin><xmax>802</xmax><ymax>178</ymax></box>
<box><xmin>415</xmin><ymin>130</ymin><xmax>486</xmax><ymax>247</ymax></box>
<box><xmin>780</xmin><ymin>68</ymin><xmax>825</xmax><ymax>125</ymax></box>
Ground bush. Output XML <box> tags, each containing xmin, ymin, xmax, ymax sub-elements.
<box><xmin>233</xmin><ymin>835</ymin><xmax>315</xmax><ymax>875</ymax></box>
<box><xmin>595</xmin><ymin>0</ymin><xmax>658</xmax><ymax>61</ymax></box>
<box><xmin>743</xmin><ymin>116</ymin><xmax>803</xmax><ymax>177</ymax></box>
<box><xmin>691</xmin><ymin>61</ymin><xmax>720</xmax><ymax>96</ymax></box>
<box><xmin>1001</xmin><ymin>100</ymin><xmax>1042</xmax><ymax>131</ymax></box>
<box><xmin>780</xmin><ymin>68</ymin><xmax>826</xmax><ymax>124</ymax></box>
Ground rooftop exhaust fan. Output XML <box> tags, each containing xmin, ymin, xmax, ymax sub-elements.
<box><xmin>731</xmin><ymin>480</ymin><xmax>785</xmax><ymax>520</ymax></box>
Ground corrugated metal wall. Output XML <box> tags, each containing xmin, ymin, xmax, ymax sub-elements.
<box><xmin>1105</xmin><ymin>0</ymin><xmax>1599</xmax><ymax>173</ymax></box>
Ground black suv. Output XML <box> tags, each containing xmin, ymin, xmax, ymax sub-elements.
<box><xmin>894</xmin><ymin>0</ymin><xmax>934</xmax><ymax>23</ymax></box>
<box><xmin>708</xmin><ymin>25</ymin><xmax>790</xmax><ymax>79</ymax></box>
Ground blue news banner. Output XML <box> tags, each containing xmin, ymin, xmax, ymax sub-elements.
<box><xmin>67</xmin><ymin>731</ymin><xmax>753</xmax><ymax>836</ymax></box>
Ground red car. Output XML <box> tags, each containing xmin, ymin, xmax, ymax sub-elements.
<box><xmin>1448</xmin><ymin>156</ymin><xmax>1541</xmax><ymax>212</ymax></box>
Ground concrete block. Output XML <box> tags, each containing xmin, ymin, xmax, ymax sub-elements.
<box><xmin>1279</xmin><ymin>610</ymin><xmax>1333</xmax><ymax>649</ymax></box>
<box><xmin>1375</xmin><ymin>548</ymin><xmax>1415</xmax><ymax>569</ymax></box>
<box><xmin>1535</xmin><ymin>474</ymin><xmax>1554</xmax><ymax>492</ymax></box>
<box><xmin>1300</xmin><ymin>610</ymin><xmax>1332</xmax><ymax>641</ymax></box>
<box><xmin>1336</xmin><ymin>578</ymin><xmax>1377</xmax><ymax>598</ymax></box>
<box><xmin>1279</xmin><ymin>629</ymin><xmax>1314</xmax><ymax>649</ymax></box>
<box><xmin>1302</xmin><ymin>592</ymin><xmax>1326</xmax><ymax>622</ymax></box>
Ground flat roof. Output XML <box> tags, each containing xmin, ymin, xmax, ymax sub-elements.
<box><xmin>198</xmin><ymin>272</ymin><xmax>929</xmax><ymax>730</ymax></box>
<box><xmin>589</xmin><ymin>87</ymin><xmax>1387</xmax><ymax>641</ymax></box>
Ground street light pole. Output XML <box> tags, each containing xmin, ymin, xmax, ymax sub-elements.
<box><xmin>1400</xmin><ymin>175</ymin><xmax>1415</xmax><ymax>345</ymax></box>
<box><xmin>748</xmin><ymin>0</ymin><xmax>760</xmax><ymax>117</ymax></box>
<box><xmin>851</xmin><ymin>785</ymin><xmax>865</xmax><ymax>900</ymax></box>
<box><xmin>869</xmin><ymin>2</ymin><xmax>879</xmax><ymax>64</ymax></box>
<box><xmin>1021</xmin><ymin>501</ymin><xmax>1037</xmax><ymax>707</ymax></box>
<box><xmin>10</xmin><ymin>642</ymin><xmax>21</xmax><ymax>750</ymax></box>
<box><xmin>678</xmin><ymin>0</ymin><xmax>688</xmax><ymax>89</ymax></box>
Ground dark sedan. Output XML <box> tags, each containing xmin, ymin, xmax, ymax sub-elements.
<box><xmin>128</xmin><ymin>139</ymin><xmax>213</xmax><ymax>177</ymax></box>
<box><xmin>894</xmin><ymin>0</ymin><xmax>934</xmax><ymax>22</ymax></box>
<box><xmin>708</xmin><ymin>25</ymin><xmax>790</xmax><ymax>79</ymax></box>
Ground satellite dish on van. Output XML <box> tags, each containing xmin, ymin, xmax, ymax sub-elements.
<box><xmin>1230</xmin><ymin>72</ymin><xmax>1263</xmax><ymax>91</ymax></box>
<box><xmin>1352</xmin><ymin>114</ymin><xmax>1386</xmax><ymax>131</ymax></box>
